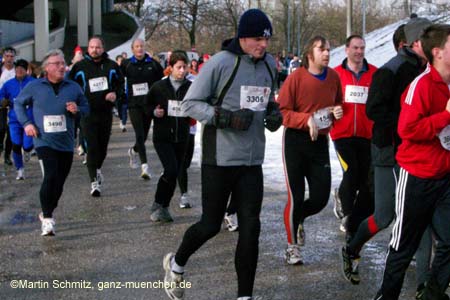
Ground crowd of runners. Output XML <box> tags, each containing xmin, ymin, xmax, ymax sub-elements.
<box><xmin>0</xmin><ymin>7</ymin><xmax>449</xmax><ymax>300</ymax></box>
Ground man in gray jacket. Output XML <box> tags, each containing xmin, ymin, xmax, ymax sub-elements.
<box><xmin>162</xmin><ymin>8</ymin><xmax>282</xmax><ymax>300</ymax></box>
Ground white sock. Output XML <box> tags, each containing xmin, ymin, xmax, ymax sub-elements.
<box><xmin>171</xmin><ymin>256</ymin><xmax>184</xmax><ymax>274</ymax></box>
<box><xmin>237</xmin><ymin>297</ymin><xmax>252</xmax><ymax>300</ymax></box>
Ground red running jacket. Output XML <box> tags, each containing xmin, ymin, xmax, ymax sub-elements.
<box><xmin>330</xmin><ymin>59</ymin><xmax>377</xmax><ymax>140</ymax></box>
<box><xmin>396</xmin><ymin>64</ymin><xmax>450</xmax><ymax>179</ymax></box>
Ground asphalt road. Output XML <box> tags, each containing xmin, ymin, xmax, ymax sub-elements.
<box><xmin>0</xmin><ymin>119</ymin><xmax>441</xmax><ymax>300</ymax></box>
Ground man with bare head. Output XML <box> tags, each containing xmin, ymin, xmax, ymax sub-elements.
<box><xmin>70</xmin><ymin>36</ymin><xmax>124</xmax><ymax>197</ymax></box>
<box><xmin>15</xmin><ymin>49</ymin><xmax>89</xmax><ymax>236</ymax></box>
<box><xmin>121</xmin><ymin>38</ymin><xmax>163</xmax><ymax>181</ymax></box>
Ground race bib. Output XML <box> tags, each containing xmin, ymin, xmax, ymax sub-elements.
<box><xmin>88</xmin><ymin>77</ymin><xmax>108</xmax><ymax>93</ymax></box>
<box><xmin>438</xmin><ymin>125</ymin><xmax>450</xmax><ymax>151</ymax></box>
<box><xmin>43</xmin><ymin>115</ymin><xmax>67</xmax><ymax>133</ymax></box>
<box><xmin>240</xmin><ymin>86</ymin><xmax>270</xmax><ymax>111</ymax></box>
<box><xmin>132</xmin><ymin>83</ymin><xmax>149</xmax><ymax>96</ymax></box>
<box><xmin>345</xmin><ymin>85</ymin><xmax>368</xmax><ymax>104</ymax></box>
<box><xmin>313</xmin><ymin>107</ymin><xmax>332</xmax><ymax>129</ymax></box>
<box><xmin>167</xmin><ymin>100</ymin><xmax>183</xmax><ymax>117</ymax></box>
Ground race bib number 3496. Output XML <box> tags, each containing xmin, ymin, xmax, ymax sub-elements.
<box><xmin>43</xmin><ymin>115</ymin><xmax>67</xmax><ymax>133</ymax></box>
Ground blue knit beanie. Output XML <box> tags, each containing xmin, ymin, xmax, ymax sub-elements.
<box><xmin>237</xmin><ymin>9</ymin><xmax>272</xmax><ymax>38</ymax></box>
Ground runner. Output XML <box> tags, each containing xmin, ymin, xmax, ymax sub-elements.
<box><xmin>121</xmin><ymin>38</ymin><xmax>163</xmax><ymax>180</ymax></box>
<box><xmin>69</xmin><ymin>35</ymin><xmax>124</xmax><ymax>197</ymax></box>
<box><xmin>15</xmin><ymin>49</ymin><xmax>89</xmax><ymax>236</ymax></box>
<box><xmin>374</xmin><ymin>23</ymin><xmax>450</xmax><ymax>300</ymax></box>
<box><xmin>278</xmin><ymin>35</ymin><xmax>343</xmax><ymax>265</ymax></box>
<box><xmin>162</xmin><ymin>9</ymin><xmax>282</xmax><ymax>300</ymax></box>
<box><xmin>0</xmin><ymin>59</ymin><xmax>35</xmax><ymax>180</ymax></box>
<box><xmin>329</xmin><ymin>34</ymin><xmax>376</xmax><ymax>250</ymax></box>
<box><xmin>148</xmin><ymin>50</ymin><xmax>191</xmax><ymax>222</ymax></box>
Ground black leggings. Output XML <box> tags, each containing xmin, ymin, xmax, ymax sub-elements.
<box><xmin>0</xmin><ymin>109</ymin><xmax>12</xmax><ymax>159</ymax></box>
<box><xmin>334</xmin><ymin>137</ymin><xmax>374</xmax><ymax>234</ymax></box>
<box><xmin>177</xmin><ymin>133</ymin><xmax>195</xmax><ymax>194</ymax></box>
<box><xmin>36</xmin><ymin>147</ymin><xmax>73</xmax><ymax>218</ymax></box>
<box><xmin>154</xmin><ymin>141</ymin><xmax>187</xmax><ymax>207</ymax></box>
<box><xmin>175</xmin><ymin>165</ymin><xmax>263</xmax><ymax>297</ymax></box>
<box><xmin>283</xmin><ymin>129</ymin><xmax>331</xmax><ymax>245</ymax></box>
<box><xmin>129</xmin><ymin>108</ymin><xmax>152</xmax><ymax>164</ymax></box>
<box><xmin>81</xmin><ymin>113</ymin><xmax>112</xmax><ymax>181</ymax></box>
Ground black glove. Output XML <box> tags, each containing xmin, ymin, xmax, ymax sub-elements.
<box><xmin>264</xmin><ymin>102</ymin><xmax>283</xmax><ymax>132</ymax></box>
<box><xmin>1</xmin><ymin>98</ymin><xmax>9</xmax><ymax>109</ymax></box>
<box><xmin>214</xmin><ymin>107</ymin><xmax>254</xmax><ymax>130</ymax></box>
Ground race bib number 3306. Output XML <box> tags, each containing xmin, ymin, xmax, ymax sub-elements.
<box><xmin>240</xmin><ymin>86</ymin><xmax>270</xmax><ymax>111</ymax></box>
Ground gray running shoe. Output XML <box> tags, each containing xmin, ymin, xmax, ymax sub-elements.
<box><xmin>285</xmin><ymin>244</ymin><xmax>303</xmax><ymax>265</ymax></box>
<box><xmin>151</xmin><ymin>207</ymin><xmax>173</xmax><ymax>223</ymax></box>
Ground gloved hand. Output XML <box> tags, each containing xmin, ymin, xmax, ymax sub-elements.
<box><xmin>1</xmin><ymin>98</ymin><xmax>9</xmax><ymax>108</ymax></box>
<box><xmin>214</xmin><ymin>107</ymin><xmax>254</xmax><ymax>130</ymax></box>
<box><xmin>265</xmin><ymin>101</ymin><xmax>283</xmax><ymax>132</ymax></box>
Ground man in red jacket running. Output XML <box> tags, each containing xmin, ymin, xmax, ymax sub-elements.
<box><xmin>374</xmin><ymin>23</ymin><xmax>450</xmax><ymax>300</ymax></box>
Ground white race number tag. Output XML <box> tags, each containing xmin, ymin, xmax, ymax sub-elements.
<box><xmin>240</xmin><ymin>86</ymin><xmax>270</xmax><ymax>111</ymax></box>
<box><xmin>132</xmin><ymin>83</ymin><xmax>149</xmax><ymax>96</ymax></box>
<box><xmin>313</xmin><ymin>107</ymin><xmax>332</xmax><ymax>129</ymax></box>
<box><xmin>345</xmin><ymin>85</ymin><xmax>368</xmax><ymax>104</ymax></box>
<box><xmin>88</xmin><ymin>77</ymin><xmax>108</xmax><ymax>93</ymax></box>
<box><xmin>438</xmin><ymin>125</ymin><xmax>450</xmax><ymax>151</ymax></box>
<box><xmin>43</xmin><ymin>115</ymin><xmax>67</xmax><ymax>133</ymax></box>
<box><xmin>167</xmin><ymin>100</ymin><xmax>183</xmax><ymax>117</ymax></box>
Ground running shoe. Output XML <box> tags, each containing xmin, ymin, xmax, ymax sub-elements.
<box><xmin>224</xmin><ymin>213</ymin><xmax>238</xmax><ymax>231</ymax></box>
<box><xmin>297</xmin><ymin>223</ymin><xmax>305</xmax><ymax>246</ymax></box>
<box><xmin>285</xmin><ymin>244</ymin><xmax>303</xmax><ymax>265</ymax></box>
<box><xmin>416</xmin><ymin>283</ymin><xmax>425</xmax><ymax>300</ymax></box>
<box><xmin>23</xmin><ymin>151</ymin><xmax>31</xmax><ymax>162</ymax></box>
<box><xmin>340</xmin><ymin>215</ymin><xmax>349</xmax><ymax>233</ymax></box>
<box><xmin>119</xmin><ymin>123</ymin><xmax>127</xmax><ymax>132</ymax></box>
<box><xmin>179</xmin><ymin>194</ymin><xmax>191</xmax><ymax>209</ymax></box>
<box><xmin>90</xmin><ymin>181</ymin><xmax>101</xmax><ymax>197</ymax></box>
<box><xmin>77</xmin><ymin>145</ymin><xmax>85</xmax><ymax>156</ymax></box>
<box><xmin>163</xmin><ymin>252</ymin><xmax>185</xmax><ymax>300</ymax></box>
<box><xmin>4</xmin><ymin>156</ymin><xmax>12</xmax><ymax>166</ymax></box>
<box><xmin>128</xmin><ymin>147</ymin><xmax>139</xmax><ymax>169</ymax></box>
<box><xmin>39</xmin><ymin>213</ymin><xmax>55</xmax><ymax>236</ymax></box>
<box><xmin>16</xmin><ymin>168</ymin><xmax>24</xmax><ymax>180</ymax></box>
<box><xmin>333</xmin><ymin>187</ymin><xmax>344</xmax><ymax>219</ymax></box>
<box><xmin>151</xmin><ymin>202</ymin><xmax>162</xmax><ymax>213</ymax></box>
<box><xmin>141</xmin><ymin>163</ymin><xmax>151</xmax><ymax>180</ymax></box>
<box><xmin>340</xmin><ymin>246</ymin><xmax>360</xmax><ymax>285</ymax></box>
<box><xmin>96</xmin><ymin>169</ymin><xmax>104</xmax><ymax>186</ymax></box>
<box><xmin>151</xmin><ymin>207</ymin><xmax>173</xmax><ymax>223</ymax></box>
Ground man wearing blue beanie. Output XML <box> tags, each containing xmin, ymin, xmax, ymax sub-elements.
<box><xmin>162</xmin><ymin>8</ymin><xmax>282</xmax><ymax>300</ymax></box>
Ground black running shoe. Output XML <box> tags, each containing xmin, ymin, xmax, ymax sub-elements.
<box><xmin>341</xmin><ymin>246</ymin><xmax>360</xmax><ymax>285</ymax></box>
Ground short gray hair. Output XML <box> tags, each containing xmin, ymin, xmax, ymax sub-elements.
<box><xmin>42</xmin><ymin>49</ymin><xmax>65</xmax><ymax>68</ymax></box>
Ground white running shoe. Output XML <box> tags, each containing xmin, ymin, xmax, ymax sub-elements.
<box><xmin>96</xmin><ymin>169</ymin><xmax>104</xmax><ymax>186</ymax></box>
<box><xmin>285</xmin><ymin>244</ymin><xmax>303</xmax><ymax>265</ymax></box>
<box><xmin>119</xmin><ymin>123</ymin><xmax>127</xmax><ymax>132</ymax></box>
<box><xmin>179</xmin><ymin>194</ymin><xmax>192</xmax><ymax>209</ymax></box>
<box><xmin>224</xmin><ymin>213</ymin><xmax>238</xmax><ymax>231</ymax></box>
<box><xmin>16</xmin><ymin>168</ymin><xmax>24</xmax><ymax>180</ymax></box>
<box><xmin>77</xmin><ymin>145</ymin><xmax>85</xmax><ymax>156</ymax></box>
<box><xmin>91</xmin><ymin>181</ymin><xmax>101</xmax><ymax>197</ymax></box>
<box><xmin>128</xmin><ymin>147</ymin><xmax>139</xmax><ymax>169</ymax></box>
<box><xmin>163</xmin><ymin>253</ymin><xmax>185</xmax><ymax>300</ymax></box>
<box><xmin>141</xmin><ymin>163</ymin><xmax>151</xmax><ymax>180</ymax></box>
<box><xmin>39</xmin><ymin>213</ymin><xmax>55</xmax><ymax>236</ymax></box>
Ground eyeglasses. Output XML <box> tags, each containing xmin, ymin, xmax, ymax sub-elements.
<box><xmin>47</xmin><ymin>62</ymin><xmax>66</xmax><ymax>66</ymax></box>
